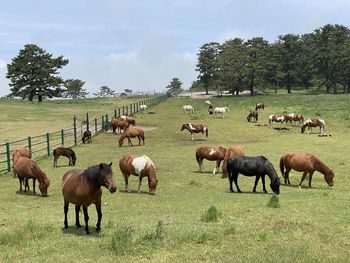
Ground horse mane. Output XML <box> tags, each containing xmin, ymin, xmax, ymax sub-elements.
<box><xmin>84</xmin><ymin>164</ymin><xmax>103</xmax><ymax>183</ymax></box>
<box><xmin>311</xmin><ymin>155</ymin><xmax>331</xmax><ymax>176</ymax></box>
<box><xmin>31</xmin><ymin>162</ymin><xmax>49</xmax><ymax>187</ymax></box>
<box><xmin>141</xmin><ymin>155</ymin><xmax>156</xmax><ymax>169</ymax></box>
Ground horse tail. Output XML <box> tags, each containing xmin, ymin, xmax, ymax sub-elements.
<box><xmin>279</xmin><ymin>156</ymin><xmax>285</xmax><ymax>179</ymax></box>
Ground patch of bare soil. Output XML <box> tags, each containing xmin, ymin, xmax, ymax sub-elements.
<box><xmin>135</xmin><ymin>124</ymin><xmax>159</xmax><ymax>131</ymax></box>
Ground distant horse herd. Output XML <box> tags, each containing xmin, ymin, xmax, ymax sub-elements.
<box><xmin>10</xmin><ymin>99</ymin><xmax>335</xmax><ymax>234</ymax></box>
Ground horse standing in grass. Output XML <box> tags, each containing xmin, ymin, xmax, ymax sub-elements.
<box><xmin>180</xmin><ymin>123</ymin><xmax>208</xmax><ymax>141</ymax></box>
<box><xmin>82</xmin><ymin>130</ymin><xmax>92</xmax><ymax>144</ymax></box>
<box><xmin>12</xmin><ymin>147</ymin><xmax>32</xmax><ymax>177</ymax></box>
<box><xmin>255</xmin><ymin>103</ymin><xmax>264</xmax><ymax>112</ymax></box>
<box><xmin>195</xmin><ymin>146</ymin><xmax>227</xmax><ymax>175</ymax></box>
<box><xmin>268</xmin><ymin>114</ymin><xmax>285</xmax><ymax>126</ymax></box>
<box><xmin>222</xmin><ymin>145</ymin><xmax>244</xmax><ymax>178</ymax></box>
<box><xmin>214</xmin><ymin>107</ymin><xmax>230</xmax><ymax>118</ymax></box>
<box><xmin>247</xmin><ymin>110</ymin><xmax>258</xmax><ymax>122</ymax></box>
<box><xmin>119</xmin><ymin>155</ymin><xmax>158</xmax><ymax>195</ymax></box>
<box><xmin>283</xmin><ymin>113</ymin><xmax>304</xmax><ymax>126</ymax></box>
<box><xmin>119</xmin><ymin>115</ymin><xmax>136</xmax><ymax>126</ymax></box>
<box><xmin>14</xmin><ymin>157</ymin><xmax>50</xmax><ymax>197</ymax></box>
<box><xmin>119</xmin><ymin>127</ymin><xmax>145</xmax><ymax>147</ymax></box>
<box><xmin>62</xmin><ymin>162</ymin><xmax>117</xmax><ymax>234</ymax></box>
<box><xmin>227</xmin><ymin>156</ymin><xmax>280</xmax><ymax>194</ymax></box>
<box><xmin>110</xmin><ymin>118</ymin><xmax>130</xmax><ymax>134</ymax></box>
<box><xmin>183</xmin><ymin>105</ymin><xmax>195</xmax><ymax>113</ymax></box>
<box><xmin>279</xmin><ymin>152</ymin><xmax>334</xmax><ymax>187</ymax></box>
<box><xmin>53</xmin><ymin>147</ymin><xmax>76</xmax><ymax>167</ymax></box>
<box><xmin>140</xmin><ymin>104</ymin><xmax>148</xmax><ymax>113</ymax></box>
<box><xmin>301</xmin><ymin>119</ymin><xmax>325</xmax><ymax>134</ymax></box>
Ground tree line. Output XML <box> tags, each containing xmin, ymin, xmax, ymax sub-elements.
<box><xmin>195</xmin><ymin>24</ymin><xmax>350</xmax><ymax>95</ymax></box>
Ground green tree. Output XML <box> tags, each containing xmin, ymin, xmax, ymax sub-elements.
<box><xmin>166</xmin><ymin>77</ymin><xmax>183</xmax><ymax>94</ymax></box>
<box><xmin>62</xmin><ymin>79</ymin><xmax>88</xmax><ymax>99</ymax></box>
<box><xmin>93</xmin><ymin>86</ymin><xmax>116</xmax><ymax>97</ymax></box>
<box><xmin>6</xmin><ymin>44</ymin><xmax>69</xmax><ymax>102</ymax></box>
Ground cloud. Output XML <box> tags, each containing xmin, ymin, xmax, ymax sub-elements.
<box><xmin>109</xmin><ymin>49</ymin><xmax>140</xmax><ymax>64</ymax></box>
<box><xmin>0</xmin><ymin>59</ymin><xmax>7</xmax><ymax>69</ymax></box>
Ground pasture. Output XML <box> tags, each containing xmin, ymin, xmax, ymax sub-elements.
<box><xmin>0</xmin><ymin>94</ymin><xmax>350</xmax><ymax>262</ymax></box>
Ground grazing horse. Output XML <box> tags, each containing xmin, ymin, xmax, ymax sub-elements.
<box><xmin>62</xmin><ymin>162</ymin><xmax>116</xmax><ymax>234</ymax></box>
<box><xmin>12</xmin><ymin>147</ymin><xmax>32</xmax><ymax>177</ymax></box>
<box><xmin>183</xmin><ymin>105</ymin><xmax>195</xmax><ymax>113</ymax></box>
<box><xmin>222</xmin><ymin>145</ymin><xmax>244</xmax><ymax>178</ymax></box>
<box><xmin>268</xmin><ymin>114</ymin><xmax>285</xmax><ymax>126</ymax></box>
<box><xmin>214</xmin><ymin>107</ymin><xmax>230</xmax><ymax>118</ymax></box>
<box><xmin>195</xmin><ymin>146</ymin><xmax>227</xmax><ymax>175</ymax></box>
<box><xmin>283</xmin><ymin>113</ymin><xmax>304</xmax><ymax>126</ymax></box>
<box><xmin>110</xmin><ymin>118</ymin><xmax>130</xmax><ymax>134</ymax></box>
<box><xmin>180</xmin><ymin>123</ymin><xmax>208</xmax><ymax>141</ymax></box>
<box><xmin>247</xmin><ymin>110</ymin><xmax>258</xmax><ymax>122</ymax></box>
<box><xmin>255</xmin><ymin>103</ymin><xmax>264</xmax><ymax>112</ymax></box>
<box><xmin>301</xmin><ymin>119</ymin><xmax>325</xmax><ymax>134</ymax></box>
<box><xmin>119</xmin><ymin>155</ymin><xmax>158</xmax><ymax>195</ymax></box>
<box><xmin>140</xmin><ymin>104</ymin><xmax>148</xmax><ymax>113</ymax></box>
<box><xmin>119</xmin><ymin>127</ymin><xmax>145</xmax><ymax>147</ymax></box>
<box><xmin>119</xmin><ymin>115</ymin><xmax>136</xmax><ymax>126</ymax></box>
<box><xmin>82</xmin><ymin>130</ymin><xmax>92</xmax><ymax>144</ymax></box>
<box><xmin>14</xmin><ymin>157</ymin><xmax>50</xmax><ymax>197</ymax></box>
<box><xmin>53</xmin><ymin>147</ymin><xmax>76</xmax><ymax>167</ymax></box>
<box><xmin>205</xmin><ymin>100</ymin><xmax>212</xmax><ymax>107</ymax></box>
<box><xmin>279</xmin><ymin>152</ymin><xmax>334</xmax><ymax>187</ymax></box>
<box><xmin>227</xmin><ymin>156</ymin><xmax>280</xmax><ymax>194</ymax></box>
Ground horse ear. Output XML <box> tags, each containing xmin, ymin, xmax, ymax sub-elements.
<box><xmin>109</xmin><ymin>162</ymin><xmax>113</xmax><ymax>167</ymax></box>
<box><xmin>99</xmin><ymin>163</ymin><xmax>103</xmax><ymax>170</ymax></box>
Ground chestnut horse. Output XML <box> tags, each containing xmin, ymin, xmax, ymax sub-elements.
<box><xmin>195</xmin><ymin>146</ymin><xmax>227</xmax><ymax>175</ymax></box>
<box><xmin>82</xmin><ymin>130</ymin><xmax>92</xmax><ymax>144</ymax></box>
<box><xmin>222</xmin><ymin>145</ymin><xmax>244</xmax><ymax>178</ymax></box>
<box><xmin>53</xmin><ymin>147</ymin><xmax>76</xmax><ymax>167</ymax></box>
<box><xmin>14</xmin><ymin>157</ymin><xmax>50</xmax><ymax>197</ymax></box>
<box><xmin>227</xmin><ymin>156</ymin><xmax>280</xmax><ymax>194</ymax></box>
<box><xmin>12</xmin><ymin>147</ymin><xmax>32</xmax><ymax>177</ymax></box>
<box><xmin>119</xmin><ymin>155</ymin><xmax>158</xmax><ymax>195</ymax></box>
<box><xmin>62</xmin><ymin>162</ymin><xmax>117</xmax><ymax>234</ymax></box>
<box><xmin>283</xmin><ymin>113</ymin><xmax>304</xmax><ymax>126</ymax></box>
<box><xmin>181</xmin><ymin>123</ymin><xmax>208</xmax><ymax>141</ymax></box>
<box><xmin>268</xmin><ymin>114</ymin><xmax>285</xmax><ymax>126</ymax></box>
<box><xmin>255</xmin><ymin>103</ymin><xmax>264</xmax><ymax>112</ymax></box>
<box><xmin>301</xmin><ymin>119</ymin><xmax>325</xmax><ymax>134</ymax></box>
<box><xmin>247</xmin><ymin>110</ymin><xmax>258</xmax><ymax>122</ymax></box>
<box><xmin>279</xmin><ymin>152</ymin><xmax>334</xmax><ymax>187</ymax></box>
<box><xmin>110</xmin><ymin>118</ymin><xmax>130</xmax><ymax>134</ymax></box>
<box><xmin>119</xmin><ymin>127</ymin><xmax>145</xmax><ymax>147</ymax></box>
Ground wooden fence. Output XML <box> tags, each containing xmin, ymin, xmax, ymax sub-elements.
<box><xmin>0</xmin><ymin>94</ymin><xmax>169</xmax><ymax>174</ymax></box>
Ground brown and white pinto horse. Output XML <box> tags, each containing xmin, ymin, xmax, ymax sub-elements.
<box><xmin>247</xmin><ymin>110</ymin><xmax>258</xmax><ymax>122</ymax></box>
<box><xmin>255</xmin><ymin>103</ymin><xmax>264</xmax><ymax>111</ymax></box>
<box><xmin>62</xmin><ymin>163</ymin><xmax>116</xmax><ymax>234</ymax></box>
<box><xmin>12</xmin><ymin>147</ymin><xmax>32</xmax><ymax>177</ymax></box>
<box><xmin>119</xmin><ymin>127</ymin><xmax>145</xmax><ymax>147</ymax></box>
<box><xmin>181</xmin><ymin>123</ymin><xmax>208</xmax><ymax>141</ymax></box>
<box><xmin>195</xmin><ymin>146</ymin><xmax>227</xmax><ymax>175</ymax></box>
<box><xmin>110</xmin><ymin>118</ymin><xmax>130</xmax><ymax>134</ymax></box>
<box><xmin>119</xmin><ymin>155</ymin><xmax>158</xmax><ymax>195</ymax></box>
<box><xmin>280</xmin><ymin>152</ymin><xmax>334</xmax><ymax>187</ymax></box>
<box><xmin>283</xmin><ymin>113</ymin><xmax>304</xmax><ymax>126</ymax></box>
<box><xmin>301</xmin><ymin>119</ymin><xmax>325</xmax><ymax>134</ymax></box>
<box><xmin>268</xmin><ymin>114</ymin><xmax>285</xmax><ymax>126</ymax></box>
<box><xmin>222</xmin><ymin>145</ymin><xmax>245</xmax><ymax>178</ymax></box>
<box><xmin>14</xmin><ymin>157</ymin><xmax>50</xmax><ymax>196</ymax></box>
<box><xmin>119</xmin><ymin>115</ymin><xmax>136</xmax><ymax>126</ymax></box>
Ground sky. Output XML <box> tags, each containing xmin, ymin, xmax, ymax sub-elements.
<box><xmin>1</xmin><ymin>0</ymin><xmax>350</xmax><ymax>97</ymax></box>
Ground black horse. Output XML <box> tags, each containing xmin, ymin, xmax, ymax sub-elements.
<box><xmin>82</xmin><ymin>130</ymin><xmax>92</xmax><ymax>144</ymax></box>
<box><xmin>227</xmin><ymin>156</ymin><xmax>280</xmax><ymax>194</ymax></box>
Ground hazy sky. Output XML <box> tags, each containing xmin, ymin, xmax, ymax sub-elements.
<box><xmin>1</xmin><ymin>0</ymin><xmax>350</xmax><ymax>97</ymax></box>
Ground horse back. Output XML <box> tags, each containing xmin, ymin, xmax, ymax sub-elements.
<box><xmin>281</xmin><ymin>152</ymin><xmax>314</xmax><ymax>172</ymax></box>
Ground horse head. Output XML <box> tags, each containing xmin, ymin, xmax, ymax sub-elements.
<box><xmin>270</xmin><ymin>177</ymin><xmax>280</xmax><ymax>194</ymax></box>
<box><xmin>325</xmin><ymin>169</ymin><xmax>335</xmax><ymax>187</ymax></box>
<box><xmin>39</xmin><ymin>176</ymin><xmax>50</xmax><ymax>197</ymax></box>
<box><xmin>301</xmin><ymin>125</ymin><xmax>306</xmax><ymax>133</ymax></box>
<box><xmin>180</xmin><ymin>124</ymin><xmax>187</xmax><ymax>131</ymax></box>
<box><xmin>98</xmin><ymin>162</ymin><xmax>117</xmax><ymax>193</ymax></box>
<box><xmin>225</xmin><ymin>107</ymin><xmax>230</xmax><ymax>112</ymax></box>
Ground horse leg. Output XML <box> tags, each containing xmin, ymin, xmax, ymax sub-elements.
<box><xmin>308</xmin><ymin>171</ymin><xmax>315</xmax><ymax>188</ymax></box>
<box><xmin>253</xmin><ymin>176</ymin><xmax>260</xmax><ymax>193</ymax></box>
<box><xmin>232</xmin><ymin>173</ymin><xmax>242</xmax><ymax>193</ymax></box>
<box><xmin>75</xmin><ymin>204</ymin><xmax>81</xmax><ymax>228</ymax></box>
<box><xmin>298</xmin><ymin>172</ymin><xmax>308</xmax><ymax>187</ymax></box>
<box><xmin>191</xmin><ymin>132</ymin><xmax>194</xmax><ymax>141</ymax></box>
<box><xmin>137</xmin><ymin>176</ymin><xmax>143</xmax><ymax>193</ymax></box>
<box><xmin>83</xmin><ymin>206</ymin><xmax>90</xmax><ymax>234</ymax></box>
<box><xmin>261</xmin><ymin>175</ymin><xmax>267</xmax><ymax>193</ymax></box>
<box><xmin>19</xmin><ymin>177</ymin><xmax>23</xmax><ymax>192</ymax></box>
<box><xmin>95</xmin><ymin>201</ymin><xmax>102</xmax><ymax>232</ymax></box>
<box><xmin>138</xmin><ymin>136</ymin><xmax>141</xmax><ymax>145</ymax></box>
<box><xmin>124</xmin><ymin>173</ymin><xmax>130</xmax><ymax>192</ymax></box>
<box><xmin>128</xmin><ymin>137</ymin><xmax>133</xmax><ymax>146</ymax></box>
<box><xmin>198</xmin><ymin>158</ymin><xmax>203</xmax><ymax>172</ymax></box>
<box><xmin>32</xmin><ymin>178</ymin><xmax>36</xmax><ymax>193</ymax></box>
<box><xmin>54</xmin><ymin>157</ymin><xmax>57</xmax><ymax>167</ymax></box>
<box><xmin>64</xmin><ymin>200</ymin><xmax>69</xmax><ymax>228</ymax></box>
<box><xmin>284</xmin><ymin>167</ymin><xmax>291</xmax><ymax>185</ymax></box>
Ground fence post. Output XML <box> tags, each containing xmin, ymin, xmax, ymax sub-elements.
<box><xmin>122</xmin><ymin>106</ymin><xmax>125</xmax><ymax>115</ymax></box>
<box><xmin>130</xmin><ymin>104</ymin><xmax>133</xmax><ymax>116</ymax></box>
<box><xmin>118</xmin><ymin>108</ymin><xmax>121</xmax><ymax>117</ymax></box>
<box><xmin>95</xmin><ymin>118</ymin><xmax>97</xmax><ymax>134</ymax></box>
<box><xmin>6</xmin><ymin>141</ymin><xmax>11</xmax><ymax>173</ymax></box>
<box><xmin>46</xmin><ymin>133</ymin><xmax>51</xmax><ymax>156</ymax></box>
<box><xmin>114</xmin><ymin>109</ymin><xmax>117</xmax><ymax>118</ymax></box>
<box><xmin>61</xmin><ymin>129</ymin><xmax>64</xmax><ymax>146</ymax></box>
<box><xmin>102</xmin><ymin>115</ymin><xmax>105</xmax><ymax>131</ymax></box>
<box><xmin>86</xmin><ymin>112</ymin><xmax>89</xmax><ymax>131</ymax></box>
<box><xmin>73</xmin><ymin>115</ymin><xmax>77</xmax><ymax>146</ymax></box>
<box><xmin>28</xmin><ymin>136</ymin><xmax>32</xmax><ymax>153</ymax></box>
<box><xmin>105</xmin><ymin>114</ymin><xmax>109</xmax><ymax>130</ymax></box>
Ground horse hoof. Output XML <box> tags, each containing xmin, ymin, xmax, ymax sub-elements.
<box><xmin>64</xmin><ymin>225</ymin><xmax>68</xmax><ymax>229</ymax></box>
<box><xmin>76</xmin><ymin>224</ymin><xmax>81</xmax><ymax>228</ymax></box>
<box><xmin>96</xmin><ymin>227</ymin><xmax>101</xmax><ymax>232</ymax></box>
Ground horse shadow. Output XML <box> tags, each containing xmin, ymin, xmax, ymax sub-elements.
<box><xmin>281</xmin><ymin>184</ymin><xmax>329</xmax><ymax>190</ymax></box>
<box><xmin>119</xmin><ymin>189</ymin><xmax>155</xmax><ymax>195</ymax></box>
<box><xmin>53</xmin><ymin>164</ymin><xmax>72</xmax><ymax>168</ymax></box>
<box><xmin>225</xmin><ymin>190</ymin><xmax>275</xmax><ymax>195</ymax></box>
<box><xmin>61</xmin><ymin>227</ymin><xmax>101</xmax><ymax>237</ymax></box>
<box><xmin>15</xmin><ymin>190</ymin><xmax>43</xmax><ymax>197</ymax></box>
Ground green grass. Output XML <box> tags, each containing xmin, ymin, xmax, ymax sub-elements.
<box><xmin>1</xmin><ymin>94</ymin><xmax>350</xmax><ymax>262</ymax></box>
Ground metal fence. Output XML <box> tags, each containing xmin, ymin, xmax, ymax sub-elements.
<box><xmin>0</xmin><ymin>94</ymin><xmax>169</xmax><ymax>174</ymax></box>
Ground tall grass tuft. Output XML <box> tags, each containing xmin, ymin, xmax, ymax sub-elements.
<box><xmin>143</xmin><ymin>220</ymin><xmax>166</xmax><ymax>242</ymax></box>
<box><xmin>201</xmin><ymin>206</ymin><xmax>221</xmax><ymax>222</ymax></box>
<box><xmin>111</xmin><ymin>226</ymin><xmax>134</xmax><ymax>255</ymax></box>
<box><xmin>267</xmin><ymin>195</ymin><xmax>281</xmax><ymax>208</ymax></box>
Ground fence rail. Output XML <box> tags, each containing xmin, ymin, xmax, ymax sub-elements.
<box><xmin>0</xmin><ymin>93</ymin><xmax>169</xmax><ymax>174</ymax></box>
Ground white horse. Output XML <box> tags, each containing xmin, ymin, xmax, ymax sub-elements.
<box><xmin>214</xmin><ymin>107</ymin><xmax>230</xmax><ymax>118</ymax></box>
<box><xmin>183</xmin><ymin>105</ymin><xmax>195</xmax><ymax>113</ymax></box>
<box><xmin>205</xmin><ymin>100</ymin><xmax>212</xmax><ymax>106</ymax></box>
<box><xmin>140</xmin><ymin>104</ymin><xmax>147</xmax><ymax>113</ymax></box>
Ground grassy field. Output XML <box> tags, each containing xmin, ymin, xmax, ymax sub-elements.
<box><xmin>0</xmin><ymin>94</ymin><xmax>350</xmax><ymax>262</ymax></box>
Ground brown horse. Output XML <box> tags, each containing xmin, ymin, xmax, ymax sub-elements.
<box><xmin>53</xmin><ymin>147</ymin><xmax>76</xmax><ymax>167</ymax></box>
<box><xmin>195</xmin><ymin>146</ymin><xmax>227</xmax><ymax>175</ymax></box>
<box><xmin>110</xmin><ymin>118</ymin><xmax>130</xmax><ymax>134</ymax></box>
<box><xmin>283</xmin><ymin>113</ymin><xmax>304</xmax><ymax>126</ymax></box>
<box><xmin>119</xmin><ymin>127</ymin><xmax>145</xmax><ymax>147</ymax></box>
<box><xmin>82</xmin><ymin>130</ymin><xmax>92</xmax><ymax>144</ymax></box>
<box><xmin>255</xmin><ymin>103</ymin><xmax>264</xmax><ymax>111</ymax></box>
<box><xmin>119</xmin><ymin>115</ymin><xmax>136</xmax><ymax>126</ymax></box>
<box><xmin>14</xmin><ymin>157</ymin><xmax>50</xmax><ymax>196</ymax></box>
<box><xmin>268</xmin><ymin>114</ymin><xmax>285</xmax><ymax>126</ymax></box>
<box><xmin>62</xmin><ymin>162</ymin><xmax>117</xmax><ymax>234</ymax></box>
<box><xmin>222</xmin><ymin>145</ymin><xmax>245</xmax><ymax>178</ymax></box>
<box><xmin>119</xmin><ymin>155</ymin><xmax>158</xmax><ymax>195</ymax></box>
<box><xmin>301</xmin><ymin>119</ymin><xmax>325</xmax><ymax>134</ymax></box>
<box><xmin>12</xmin><ymin>147</ymin><xmax>32</xmax><ymax>177</ymax></box>
<box><xmin>247</xmin><ymin>110</ymin><xmax>258</xmax><ymax>122</ymax></box>
<box><xmin>181</xmin><ymin>123</ymin><xmax>208</xmax><ymax>141</ymax></box>
<box><xmin>279</xmin><ymin>152</ymin><xmax>334</xmax><ymax>187</ymax></box>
